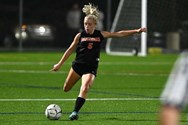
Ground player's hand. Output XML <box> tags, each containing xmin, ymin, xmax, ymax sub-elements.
<box><xmin>50</xmin><ymin>63</ymin><xmax>61</xmax><ymax>72</ymax></box>
<box><xmin>137</xmin><ymin>27</ymin><xmax>147</xmax><ymax>33</ymax></box>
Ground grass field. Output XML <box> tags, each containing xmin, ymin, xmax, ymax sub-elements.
<box><xmin>0</xmin><ymin>52</ymin><xmax>185</xmax><ymax>125</ymax></box>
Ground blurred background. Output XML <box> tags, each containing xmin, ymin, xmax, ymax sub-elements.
<box><xmin>0</xmin><ymin>0</ymin><xmax>188</xmax><ymax>53</ymax></box>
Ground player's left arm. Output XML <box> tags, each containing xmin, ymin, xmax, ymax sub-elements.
<box><xmin>101</xmin><ymin>27</ymin><xmax>147</xmax><ymax>38</ymax></box>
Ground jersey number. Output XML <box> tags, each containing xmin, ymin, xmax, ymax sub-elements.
<box><xmin>88</xmin><ymin>43</ymin><xmax>93</xmax><ymax>49</ymax></box>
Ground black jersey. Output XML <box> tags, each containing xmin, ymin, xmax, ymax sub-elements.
<box><xmin>74</xmin><ymin>30</ymin><xmax>104</xmax><ymax>67</ymax></box>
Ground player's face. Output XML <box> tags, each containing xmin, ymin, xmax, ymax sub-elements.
<box><xmin>84</xmin><ymin>17</ymin><xmax>96</xmax><ymax>34</ymax></box>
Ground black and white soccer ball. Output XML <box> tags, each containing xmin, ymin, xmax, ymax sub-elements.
<box><xmin>45</xmin><ymin>104</ymin><xmax>62</xmax><ymax>120</ymax></box>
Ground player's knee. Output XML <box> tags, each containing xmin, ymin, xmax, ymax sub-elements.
<box><xmin>63</xmin><ymin>84</ymin><xmax>71</xmax><ymax>92</ymax></box>
<box><xmin>63</xmin><ymin>87</ymin><xmax>68</xmax><ymax>92</ymax></box>
<box><xmin>81</xmin><ymin>85</ymin><xmax>90</xmax><ymax>94</ymax></box>
<box><xmin>63</xmin><ymin>87</ymin><xmax>70</xmax><ymax>92</ymax></box>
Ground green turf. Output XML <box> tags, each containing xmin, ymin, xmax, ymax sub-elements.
<box><xmin>0</xmin><ymin>52</ymin><xmax>186</xmax><ymax>125</ymax></box>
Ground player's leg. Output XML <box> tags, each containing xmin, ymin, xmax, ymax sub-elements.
<box><xmin>159</xmin><ymin>105</ymin><xmax>180</xmax><ymax>125</ymax></box>
<box><xmin>79</xmin><ymin>73</ymin><xmax>95</xmax><ymax>98</ymax></box>
<box><xmin>159</xmin><ymin>51</ymin><xmax>188</xmax><ymax>125</ymax></box>
<box><xmin>69</xmin><ymin>73</ymin><xmax>95</xmax><ymax>120</ymax></box>
<box><xmin>63</xmin><ymin>67</ymin><xmax>81</xmax><ymax>92</ymax></box>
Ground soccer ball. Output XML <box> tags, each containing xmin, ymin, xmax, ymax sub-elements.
<box><xmin>45</xmin><ymin>104</ymin><xmax>62</xmax><ymax>120</ymax></box>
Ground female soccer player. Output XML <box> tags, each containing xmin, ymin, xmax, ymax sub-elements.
<box><xmin>50</xmin><ymin>3</ymin><xmax>147</xmax><ymax>120</ymax></box>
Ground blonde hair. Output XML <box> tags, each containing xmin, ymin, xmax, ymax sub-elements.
<box><xmin>82</xmin><ymin>3</ymin><xmax>99</xmax><ymax>24</ymax></box>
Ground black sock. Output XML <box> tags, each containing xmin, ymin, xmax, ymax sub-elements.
<box><xmin>73</xmin><ymin>97</ymin><xmax>86</xmax><ymax>113</ymax></box>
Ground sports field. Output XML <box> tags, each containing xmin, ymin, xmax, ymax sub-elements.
<box><xmin>0</xmin><ymin>52</ymin><xmax>185</xmax><ymax>125</ymax></box>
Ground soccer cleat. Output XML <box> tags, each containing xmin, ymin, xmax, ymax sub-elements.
<box><xmin>69</xmin><ymin>111</ymin><xmax>79</xmax><ymax>120</ymax></box>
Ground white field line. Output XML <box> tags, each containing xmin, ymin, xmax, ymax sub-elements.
<box><xmin>0</xmin><ymin>62</ymin><xmax>53</xmax><ymax>65</ymax></box>
<box><xmin>0</xmin><ymin>61</ymin><xmax>170</xmax><ymax>76</ymax></box>
<box><xmin>0</xmin><ymin>69</ymin><xmax>67</xmax><ymax>74</ymax></box>
<box><xmin>0</xmin><ymin>69</ymin><xmax>168</xmax><ymax>76</ymax></box>
<box><xmin>0</xmin><ymin>98</ymin><xmax>161</xmax><ymax>102</ymax></box>
<box><xmin>0</xmin><ymin>61</ymin><xmax>172</xmax><ymax>66</ymax></box>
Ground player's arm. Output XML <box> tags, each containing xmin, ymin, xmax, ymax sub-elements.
<box><xmin>101</xmin><ymin>27</ymin><xmax>147</xmax><ymax>38</ymax></box>
<box><xmin>50</xmin><ymin>33</ymin><xmax>81</xmax><ymax>71</ymax></box>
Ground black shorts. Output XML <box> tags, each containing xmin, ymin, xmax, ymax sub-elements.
<box><xmin>72</xmin><ymin>62</ymin><xmax>98</xmax><ymax>77</ymax></box>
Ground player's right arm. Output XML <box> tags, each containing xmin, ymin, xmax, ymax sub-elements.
<box><xmin>50</xmin><ymin>33</ymin><xmax>81</xmax><ymax>71</ymax></box>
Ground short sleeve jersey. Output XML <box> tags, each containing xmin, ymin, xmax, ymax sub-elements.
<box><xmin>74</xmin><ymin>30</ymin><xmax>104</xmax><ymax>67</ymax></box>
